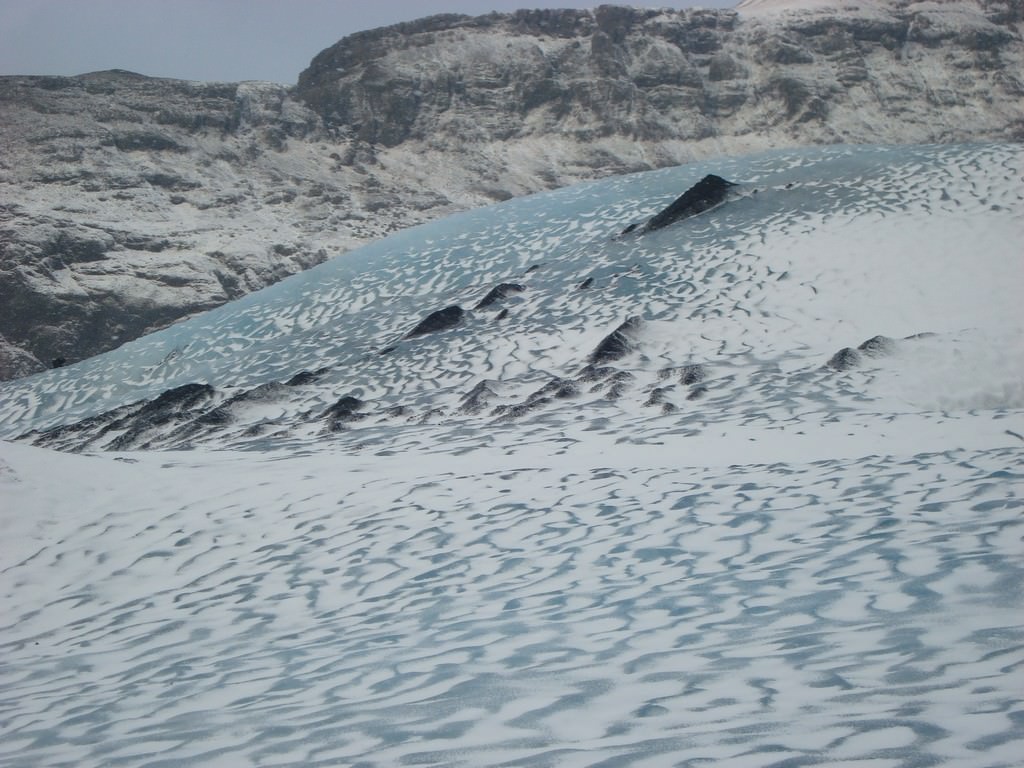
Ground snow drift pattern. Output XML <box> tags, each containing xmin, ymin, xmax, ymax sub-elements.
<box><xmin>2</xmin><ymin>143</ymin><xmax>1023</xmax><ymax>451</ymax></box>
<box><xmin>0</xmin><ymin>143</ymin><xmax>1022</xmax><ymax>767</ymax></box>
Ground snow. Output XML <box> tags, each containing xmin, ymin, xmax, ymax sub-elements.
<box><xmin>736</xmin><ymin>0</ymin><xmax>891</xmax><ymax>16</ymax></box>
<box><xmin>0</xmin><ymin>142</ymin><xmax>1022</xmax><ymax>766</ymax></box>
<box><xmin>1</xmin><ymin>439</ymin><xmax>1021</xmax><ymax>766</ymax></box>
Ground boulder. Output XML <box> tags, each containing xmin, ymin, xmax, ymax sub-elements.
<box><xmin>624</xmin><ymin>174</ymin><xmax>737</xmax><ymax>235</ymax></box>
<box><xmin>590</xmin><ymin>316</ymin><xmax>642</xmax><ymax>364</ymax></box>
<box><xmin>475</xmin><ymin>283</ymin><xmax>525</xmax><ymax>310</ymax></box>
<box><xmin>827</xmin><ymin>347</ymin><xmax>862</xmax><ymax>371</ymax></box>
<box><xmin>405</xmin><ymin>305</ymin><xmax>464</xmax><ymax>338</ymax></box>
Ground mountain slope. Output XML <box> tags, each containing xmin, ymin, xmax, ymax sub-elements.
<box><xmin>2</xmin><ymin>0</ymin><xmax>1022</xmax><ymax>380</ymax></box>
<box><xmin>0</xmin><ymin>142</ymin><xmax>1022</xmax><ymax>767</ymax></box>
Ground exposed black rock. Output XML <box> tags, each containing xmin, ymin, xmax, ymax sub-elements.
<box><xmin>531</xmin><ymin>377</ymin><xmax>580</xmax><ymax>401</ymax></box>
<box><xmin>51</xmin><ymin>357</ymin><xmax>66</xmax><ymax>369</ymax></box>
<box><xmin>286</xmin><ymin>367</ymin><xmax>330</xmax><ymax>386</ymax></box>
<box><xmin>495</xmin><ymin>308</ymin><xmax>509</xmax><ymax>321</ymax></box>
<box><xmin>459</xmin><ymin>380</ymin><xmax>500</xmax><ymax>415</ymax></box>
<box><xmin>102</xmin><ymin>383</ymin><xmax>218</xmax><ymax>450</ymax></box>
<box><xmin>623</xmin><ymin>174</ymin><xmax>737</xmax><ymax>235</ymax></box>
<box><xmin>405</xmin><ymin>305</ymin><xmax>464</xmax><ymax>338</ymax></box>
<box><xmin>26</xmin><ymin>406</ymin><xmax>125</xmax><ymax>449</ymax></box>
<box><xmin>174</xmin><ymin>392</ymin><xmax>295</xmax><ymax>444</ymax></box>
<box><xmin>644</xmin><ymin>387</ymin><xmax>670</xmax><ymax>407</ymax></box>
<box><xmin>416</xmin><ymin>407</ymin><xmax>447</xmax><ymax>424</ymax></box>
<box><xmin>322</xmin><ymin>394</ymin><xmax>368</xmax><ymax>431</ymax></box>
<box><xmin>492</xmin><ymin>402</ymin><xmax>534</xmax><ymax>421</ymax></box>
<box><xmin>829</xmin><ymin>334</ymin><xmax>900</xmax><ymax>371</ymax></box>
<box><xmin>492</xmin><ymin>376</ymin><xmax>579</xmax><ymax>421</ymax></box>
<box><xmin>475</xmin><ymin>283</ymin><xmax>525</xmax><ymax>310</ymax></box>
<box><xmin>194</xmin><ymin>406</ymin><xmax>232</xmax><ymax>426</ymax></box>
<box><xmin>589</xmin><ymin>316</ymin><xmax>642</xmax><ymax>364</ymax></box>
<box><xmin>23</xmin><ymin>382</ymin><xmax>219</xmax><ymax>451</ymax></box>
<box><xmin>175</xmin><ymin>382</ymin><xmax>292</xmax><ymax>435</ymax></box>
<box><xmin>679</xmin><ymin>364</ymin><xmax>707</xmax><ymax>386</ymax></box>
<box><xmin>577</xmin><ymin>364</ymin><xmax>617</xmax><ymax>384</ymax></box>
<box><xmin>577</xmin><ymin>277</ymin><xmax>594</xmax><ymax>290</ymax></box>
<box><xmin>687</xmin><ymin>385</ymin><xmax>708</xmax><ymax>401</ymax></box>
<box><xmin>596</xmin><ymin>370</ymin><xmax>635</xmax><ymax>400</ymax></box>
<box><xmin>131</xmin><ymin>384</ymin><xmax>215</xmax><ymax>427</ymax></box>
<box><xmin>858</xmin><ymin>335</ymin><xmax>897</xmax><ymax>357</ymax></box>
<box><xmin>227</xmin><ymin>382</ymin><xmax>289</xmax><ymax>406</ymax></box>
<box><xmin>606</xmin><ymin>372</ymin><xmax>635</xmax><ymax>400</ymax></box>
<box><xmin>827</xmin><ymin>347</ymin><xmax>862</xmax><ymax>371</ymax></box>
<box><xmin>660</xmin><ymin>363</ymin><xmax>707</xmax><ymax>386</ymax></box>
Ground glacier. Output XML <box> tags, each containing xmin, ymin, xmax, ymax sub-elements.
<box><xmin>0</xmin><ymin>143</ymin><xmax>1022</xmax><ymax>767</ymax></box>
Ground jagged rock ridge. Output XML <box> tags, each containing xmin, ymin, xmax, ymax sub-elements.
<box><xmin>1</xmin><ymin>1</ymin><xmax>1021</xmax><ymax>380</ymax></box>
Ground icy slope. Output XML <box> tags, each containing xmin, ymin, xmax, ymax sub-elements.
<box><xmin>0</xmin><ymin>143</ymin><xmax>1022</xmax><ymax>767</ymax></box>
<box><xmin>1</xmin><ymin>143</ymin><xmax>1021</xmax><ymax>456</ymax></box>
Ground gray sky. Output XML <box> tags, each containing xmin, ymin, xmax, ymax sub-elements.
<box><xmin>0</xmin><ymin>0</ymin><xmax>738</xmax><ymax>84</ymax></box>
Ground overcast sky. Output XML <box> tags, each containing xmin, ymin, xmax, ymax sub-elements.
<box><xmin>0</xmin><ymin>0</ymin><xmax>738</xmax><ymax>84</ymax></box>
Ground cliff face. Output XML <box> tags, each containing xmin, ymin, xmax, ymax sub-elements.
<box><xmin>0</xmin><ymin>72</ymin><xmax>448</xmax><ymax>379</ymax></box>
<box><xmin>1</xmin><ymin>1</ymin><xmax>1021</xmax><ymax>380</ymax></box>
<box><xmin>296</xmin><ymin>2</ymin><xmax>1022</xmax><ymax>152</ymax></box>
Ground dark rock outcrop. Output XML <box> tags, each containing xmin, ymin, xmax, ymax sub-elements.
<box><xmin>644</xmin><ymin>387</ymin><xmax>671</xmax><ymax>407</ymax></box>
<box><xmin>286</xmin><ymin>367</ymin><xmax>331</xmax><ymax>386</ymax></box>
<box><xmin>661</xmin><ymin>363</ymin><xmax>708</xmax><ymax>386</ymax></box>
<box><xmin>405</xmin><ymin>306</ymin><xmax>465</xmax><ymax>339</ymax></box>
<box><xmin>687</xmin><ymin>385</ymin><xmax>708</xmax><ymax>401</ymax></box>
<box><xmin>26</xmin><ymin>381</ymin><xmax>217</xmax><ymax>451</ymax></box>
<box><xmin>623</xmin><ymin>175</ymin><xmax>737</xmax><ymax>234</ymax></box>
<box><xmin>0</xmin><ymin>334</ymin><xmax>44</xmax><ymax>380</ymax></box>
<box><xmin>492</xmin><ymin>376</ymin><xmax>580</xmax><ymax>421</ymax></box>
<box><xmin>577</xmin><ymin>364</ymin><xmax>617</xmax><ymax>384</ymax></box>
<box><xmin>323</xmin><ymin>395</ymin><xmax>366</xmax><ymax>431</ymax></box>
<box><xmin>590</xmin><ymin>316</ymin><xmax>643</xmax><ymax>364</ymax></box>
<box><xmin>531</xmin><ymin>377</ymin><xmax>580</xmax><ymax>401</ymax></box>
<box><xmin>475</xmin><ymin>283</ymin><xmax>525</xmax><ymax>310</ymax></box>
<box><xmin>603</xmin><ymin>371</ymin><xmax>636</xmax><ymax>401</ymax></box>
<box><xmin>127</xmin><ymin>383</ymin><xmax>215</xmax><ymax>429</ymax></box>
<box><xmin>829</xmin><ymin>334</ymin><xmax>899</xmax><ymax>370</ymax></box>
<box><xmin>459</xmin><ymin>380</ymin><xmax>499</xmax><ymax>415</ymax></box>
<box><xmin>827</xmin><ymin>347</ymin><xmax>862</xmax><ymax>371</ymax></box>
<box><xmin>858</xmin><ymin>335</ymin><xmax>897</xmax><ymax>357</ymax></box>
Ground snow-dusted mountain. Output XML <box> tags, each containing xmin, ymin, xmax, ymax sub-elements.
<box><xmin>2</xmin><ymin>0</ymin><xmax>1022</xmax><ymax>380</ymax></box>
<box><xmin>1</xmin><ymin>142</ymin><xmax>1022</xmax><ymax>767</ymax></box>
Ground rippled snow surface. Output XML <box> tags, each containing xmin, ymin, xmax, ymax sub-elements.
<box><xmin>1</xmin><ymin>144</ymin><xmax>1022</xmax><ymax>767</ymax></box>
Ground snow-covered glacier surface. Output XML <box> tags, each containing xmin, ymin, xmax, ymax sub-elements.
<box><xmin>1</xmin><ymin>143</ymin><xmax>1022</xmax><ymax>767</ymax></box>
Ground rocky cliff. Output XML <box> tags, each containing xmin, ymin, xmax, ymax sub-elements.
<box><xmin>2</xmin><ymin>0</ymin><xmax>1021</xmax><ymax>379</ymax></box>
